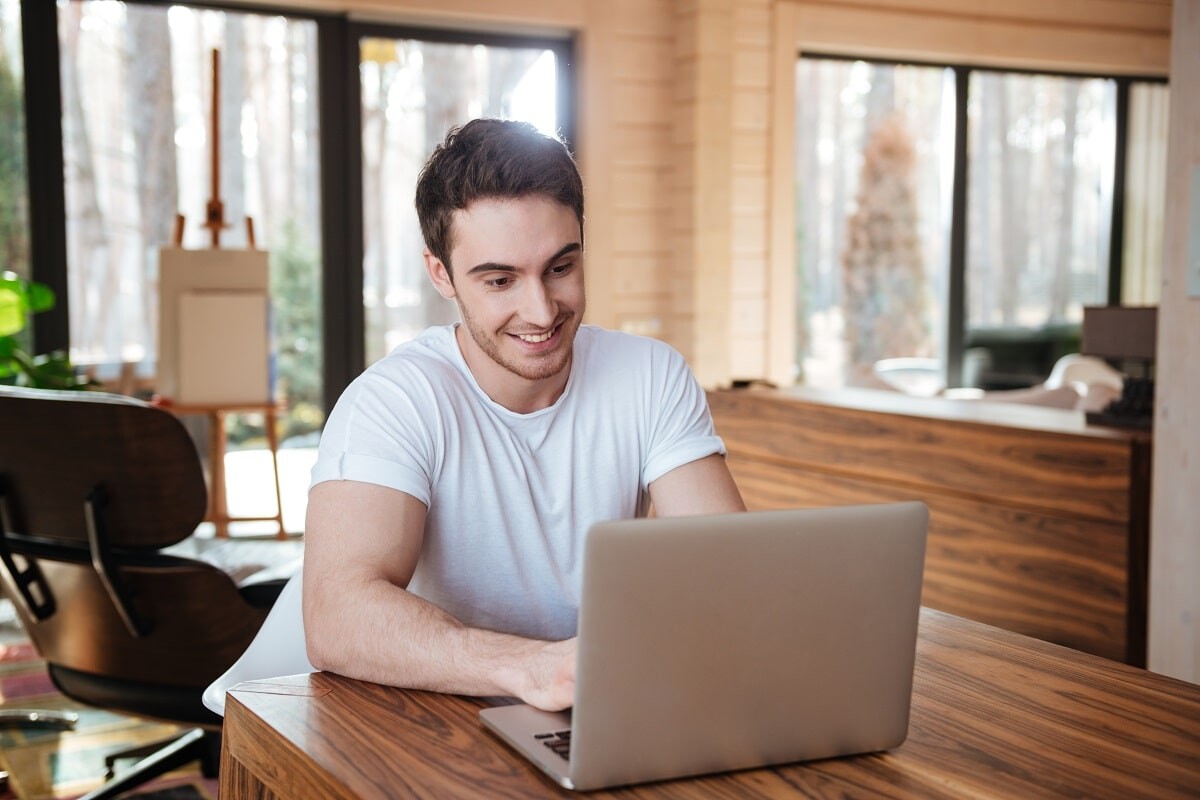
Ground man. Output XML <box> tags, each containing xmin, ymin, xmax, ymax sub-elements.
<box><xmin>302</xmin><ymin>119</ymin><xmax>745</xmax><ymax>713</ymax></box>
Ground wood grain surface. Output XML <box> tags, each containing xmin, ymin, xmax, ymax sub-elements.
<box><xmin>707</xmin><ymin>388</ymin><xmax>1152</xmax><ymax>664</ymax></box>
<box><xmin>219</xmin><ymin>608</ymin><xmax>1200</xmax><ymax>799</ymax></box>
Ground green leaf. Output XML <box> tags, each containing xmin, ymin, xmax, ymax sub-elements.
<box><xmin>25</xmin><ymin>281</ymin><xmax>56</xmax><ymax>313</ymax></box>
<box><xmin>0</xmin><ymin>286</ymin><xmax>24</xmax><ymax>337</ymax></box>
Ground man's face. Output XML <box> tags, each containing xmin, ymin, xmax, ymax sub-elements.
<box><xmin>425</xmin><ymin>195</ymin><xmax>585</xmax><ymax>406</ymax></box>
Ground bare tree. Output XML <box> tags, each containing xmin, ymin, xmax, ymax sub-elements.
<box><xmin>220</xmin><ymin>16</ymin><xmax>248</xmax><ymax>245</ymax></box>
<box><xmin>840</xmin><ymin>113</ymin><xmax>929</xmax><ymax>370</ymax></box>
<box><xmin>419</xmin><ymin>43</ymin><xmax>472</xmax><ymax>328</ymax></box>
<box><xmin>1050</xmin><ymin>81</ymin><xmax>1081</xmax><ymax>320</ymax></box>
<box><xmin>125</xmin><ymin>7</ymin><xmax>178</xmax><ymax>346</ymax></box>
<box><xmin>59</xmin><ymin>3</ymin><xmax>108</xmax><ymax>353</ymax></box>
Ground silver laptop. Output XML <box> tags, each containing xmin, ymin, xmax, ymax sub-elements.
<box><xmin>480</xmin><ymin>501</ymin><xmax>929</xmax><ymax>791</ymax></box>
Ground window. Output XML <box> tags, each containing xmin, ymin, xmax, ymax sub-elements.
<box><xmin>357</xmin><ymin>32</ymin><xmax>567</xmax><ymax>365</ymax></box>
<box><xmin>0</xmin><ymin>0</ymin><xmax>28</xmax><ymax>282</ymax></box>
<box><xmin>58</xmin><ymin>1</ymin><xmax>323</xmax><ymax>438</ymax></box>
<box><xmin>795</xmin><ymin>55</ymin><xmax>1167</xmax><ymax>390</ymax></box>
<box><xmin>965</xmin><ymin>72</ymin><xmax>1115</xmax><ymax>330</ymax></box>
<box><xmin>794</xmin><ymin>58</ymin><xmax>952</xmax><ymax>391</ymax></box>
<box><xmin>1122</xmin><ymin>82</ymin><xmax>1170</xmax><ymax>305</ymax></box>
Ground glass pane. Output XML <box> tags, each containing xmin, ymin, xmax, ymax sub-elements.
<box><xmin>1122</xmin><ymin>82</ymin><xmax>1169</xmax><ymax>305</ymax></box>
<box><xmin>794</xmin><ymin>58</ymin><xmax>953</xmax><ymax>392</ymax></box>
<box><xmin>1</xmin><ymin>0</ymin><xmax>29</xmax><ymax>282</ymax></box>
<box><xmin>360</xmin><ymin>37</ymin><xmax>560</xmax><ymax>366</ymax></box>
<box><xmin>965</xmin><ymin>72</ymin><xmax>1115</xmax><ymax>330</ymax></box>
<box><xmin>59</xmin><ymin>2</ymin><xmax>323</xmax><ymax>443</ymax></box>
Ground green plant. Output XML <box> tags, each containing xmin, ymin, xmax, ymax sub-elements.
<box><xmin>0</xmin><ymin>271</ymin><xmax>96</xmax><ymax>390</ymax></box>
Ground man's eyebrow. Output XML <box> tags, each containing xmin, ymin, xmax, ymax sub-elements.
<box><xmin>463</xmin><ymin>242</ymin><xmax>582</xmax><ymax>276</ymax></box>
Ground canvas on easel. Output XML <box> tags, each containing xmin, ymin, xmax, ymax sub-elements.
<box><xmin>157</xmin><ymin>248</ymin><xmax>271</xmax><ymax>405</ymax></box>
<box><xmin>155</xmin><ymin>47</ymin><xmax>272</xmax><ymax>406</ymax></box>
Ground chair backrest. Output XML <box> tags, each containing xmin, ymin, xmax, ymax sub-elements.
<box><xmin>0</xmin><ymin>386</ymin><xmax>269</xmax><ymax>718</ymax></box>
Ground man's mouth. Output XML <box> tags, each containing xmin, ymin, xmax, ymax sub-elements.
<box><xmin>513</xmin><ymin>324</ymin><xmax>561</xmax><ymax>344</ymax></box>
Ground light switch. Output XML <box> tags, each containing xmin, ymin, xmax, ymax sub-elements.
<box><xmin>1190</xmin><ymin>165</ymin><xmax>1200</xmax><ymax>298</ymax></box>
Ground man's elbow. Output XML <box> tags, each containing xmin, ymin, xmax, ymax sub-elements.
<box><xmin>301</xmin><ymin>595</ymin><xmax>343</xmax><ymax>673</ymax></box>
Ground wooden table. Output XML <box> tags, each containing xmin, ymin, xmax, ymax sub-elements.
<box><xmin>218</xmin><ymin>608</ymin><xmax>1200</xmax><ymax>798</ymax></box>
<box><xmin>157</xmin><ymin>401</ymin><xmax>286</xmax><ymax>539</ymax></box>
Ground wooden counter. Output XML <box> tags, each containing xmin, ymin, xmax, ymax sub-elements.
<box><xmin>708</xmin><ymin>387</ymin><xmax>1152</xmax><ymax>665</ymax></box>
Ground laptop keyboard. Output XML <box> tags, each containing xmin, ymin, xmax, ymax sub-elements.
<box><xmin>535</xmin><ymin>729</ymin><xmax>571</xmax><ymax>761</ymax></box>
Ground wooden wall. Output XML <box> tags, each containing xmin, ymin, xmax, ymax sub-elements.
<box><xmin>1149</xmin><ymin>0</ymin><xmax>1200</xmax><ymax>685</ymax></box>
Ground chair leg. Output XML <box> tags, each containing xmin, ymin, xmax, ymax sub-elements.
<box><xmin>103</xmin><ymin>736</ymin><xmax>176</xmax><ymax>778</ymax></box>
<box><xmin>77</xmin><ymin>728</ymin><xmax>218</xmax><ymax>800</ymax></box>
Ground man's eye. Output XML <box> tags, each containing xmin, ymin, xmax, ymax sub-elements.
<box><xmin>486</xmin><ymin>276</ymin><xmax>511</xmax><ymax>288</ymax></box>
<box><xmin>549</xmin><ymin>262</ymin><xmax>573</xmax><ymax>275</ymax></box>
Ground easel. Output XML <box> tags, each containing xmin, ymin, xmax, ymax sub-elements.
<box><xmin>157</xmin><ymin>49</ymin><xmax>285</xmax><ymax>539</ymax></box>
<box><xmin>172</xmin><ymin>50</ymin><xmax>256</xmax><ymax>250</ymax></box>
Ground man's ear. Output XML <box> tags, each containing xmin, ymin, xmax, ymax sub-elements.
<box><xmin>424</xmin><ymin>248</ymin><xmax>456</xmax><ymax>300</ymax></box>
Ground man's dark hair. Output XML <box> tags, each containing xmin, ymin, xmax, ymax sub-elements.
<box><xmin>415</xmin><ymin>118</ymin><xmax>584</xmax><ymax>278</ymax></box>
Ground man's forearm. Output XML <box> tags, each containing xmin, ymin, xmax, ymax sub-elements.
<box><xmin>304</xmin><ymin>576</ymin><xmax>575</xmax><ymax>710</ymax></box>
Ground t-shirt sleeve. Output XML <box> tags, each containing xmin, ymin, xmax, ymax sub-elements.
<box><xmin>308</xmin><ymin>369</ymin><xmax>437</xmax><ymax>506</ymax></box>
<box><xmin>642</xmin><ymin>343</ymin><xmax>726</xmax><ymax>486</ymax></box>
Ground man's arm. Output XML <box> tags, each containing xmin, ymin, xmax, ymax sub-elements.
<box><xmin>302</xmin><ymin>479</ymin><xmax>575</xmax><ymax>710</ymax></box>
<box><xmin>648</xmin><ymin>452</ymin><xmax>746</xmax><ymax>517</ymax></box>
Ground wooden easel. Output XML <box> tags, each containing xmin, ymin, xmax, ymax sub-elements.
<box><xmin>159</xmin><ymin>49</ymin><xmax>284</xmax><ymax>539</ymax></box>
<box><xmin>171</xmin><ymin>49</ymin><xmax>256</xmax><ymax>249</ymax></box>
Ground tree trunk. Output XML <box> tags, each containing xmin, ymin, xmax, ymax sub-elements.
<box><xmin>125</xmin><ymin>6</ymin><xmax>177</xmax><ymax>355</ymax></box>
<box><xmin>420</xmin><ymin>43</ymin><xmax>471</xmax><ymax>328</ymax></box>
<box><xmin>220</xmin><ymin>17</ymin><xmax>248</xmax><ymax>246</ymax></box>
<box><xmin>59</xmin><ymin>3</ymin><xmax>109</xmax><ymax>354</ymax></box>
<box><xmin>1051</xmin><ymin>82</ymin><xmax>1081</xmax><ymax>319</ymax></box>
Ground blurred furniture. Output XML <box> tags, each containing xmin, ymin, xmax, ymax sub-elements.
<box><xmin>0</xmin><ymin>386</ymin><xmax>292</xmax><ymax>799</ymax></box>
<box><xmin>217</xmin><ymin>608</ymin><xmax>1200</xmax><ymax>799</ymax></box>
<box><xmin>963</xmin><ymin>322</ymin><xmax>1081</xmax><ymax>389</ymax></box>
<box><xmin>1044</xmin><ymin>353</ymin><xmax>1125</xmax><ymax>393</ymax></box>
<box><xmin>943</xmin><ymin>353</ymin><xmax>1124</xmax><ymax>412</ymax></box>
<box><xmin>1081</xmin><ymin>305</ymin><xmax>1158</xmax><ymax>429</ymax></box>
<box><xmin>871</xmin><ymin>357</ymin><xmax>944</xmax><ymax>396</ymax></box>
<box><xmin>709</xmin><ymin>386</ymin><xmax>1152</xmax><ymax>665</ymax></box>
<box><xmin>157</xmin><ymin>400</ymin><xmax>286</xmax><ymax>538</ymax></box>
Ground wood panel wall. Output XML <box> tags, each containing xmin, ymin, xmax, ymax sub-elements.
<box><xmin>710</xmin><ymin>387</ymin><xmax>1153</xmax><ymax>664</ymax></box>
<box><xmin>1149</xmin><ymin>0</ymin><xmax>1200</xmax><ymax>684</ymax></box>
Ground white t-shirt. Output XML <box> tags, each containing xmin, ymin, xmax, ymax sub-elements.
<box><xmin>310</xmin><ymin>324</ymin><xmax>725</xmax><ymax>640</ymax></box>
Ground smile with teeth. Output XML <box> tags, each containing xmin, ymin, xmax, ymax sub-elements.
<box><xmin>515</xmin><ymin>325</ymin><xmax>558</xmax><ymax>344</ymax></box>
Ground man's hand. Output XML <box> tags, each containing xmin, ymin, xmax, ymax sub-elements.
<box><xmin>516</xmin><ymin>637</ymin><xmax>577</xmax><ymax>711</ymax></box>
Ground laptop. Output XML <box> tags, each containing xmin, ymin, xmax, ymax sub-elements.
<box><xmin>479</xmin><ymin>501</ymin><xmax>929</xmax><ymax>791</ymax></box>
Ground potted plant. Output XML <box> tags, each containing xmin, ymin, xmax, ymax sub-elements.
<box><xmin>0</xmin><ymin>271</ymin><xmax>97</xmax><ymax>390</ymax></box>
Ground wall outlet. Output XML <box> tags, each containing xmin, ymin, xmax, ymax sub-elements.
<box><xmin>1189</xmin><ymin>164</ymin><xmax>1200</xmax><ymax>298</ymax></box>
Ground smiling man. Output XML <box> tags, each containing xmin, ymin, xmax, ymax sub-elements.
<box><xmin>302</xmin><ymin>119</ymin><xmax>744</xmax><ymax>712</ymax></box>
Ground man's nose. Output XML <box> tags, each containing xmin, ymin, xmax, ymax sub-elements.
<box><xmin>520</xmin><ymin>279</ymin><xmax>557</xmax><ymax>327</ymax></box>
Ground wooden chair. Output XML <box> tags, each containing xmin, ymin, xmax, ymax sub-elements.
<box><xmin>0</xmin><ymin>385</ymin><xmax>290</xmax><ymax>799</ymax></box>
